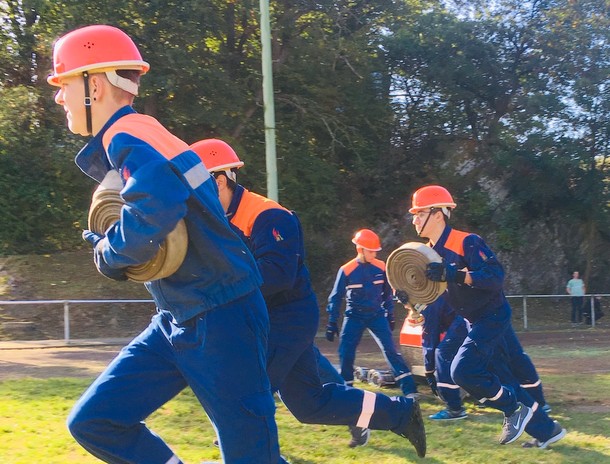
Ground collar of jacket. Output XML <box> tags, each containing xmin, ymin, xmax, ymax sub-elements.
<box><xmin>431</xmin><ymin>225</ymin><xmax>452</xmax><ymax>250</ymax></box>
<box><xmin>225</xmin><ymin>183</ymin><xmax>246</xmax><ymax>221</ymax></box>
<box><xmin>75</xmin><ymin>105</ymin><xmax>137</xmax><ymax>183</ymax></box>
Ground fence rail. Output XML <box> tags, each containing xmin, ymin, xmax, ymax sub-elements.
<box><xmin>0</xmin><ymin>294</ymin><xmax>607</xmax><ymax>343</ymax></box>
<box><xmin>0</xmin><ymin>299</ymin><xmax>154</xmax><ymax>343</ymax></box>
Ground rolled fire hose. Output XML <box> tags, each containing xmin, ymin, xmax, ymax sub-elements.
<box><xmin>386</xmin><ymin>242</ymin><xmax>447</xmax><ymax>305</ymax></box>
<box><xmin>88</xmin><ymin>173</ymin><xmax>188</xmax><ymax>283</ymax></box>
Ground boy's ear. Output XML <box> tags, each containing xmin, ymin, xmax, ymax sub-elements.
<box><xmin>89</xmin><ymin>74</ymin><xmax>107</xmax><ymax>101</ymax></box>
<box><xmin>215</xmin><ymin>173</ymin><xmax>227</xmax><ymax>190</ymax></box>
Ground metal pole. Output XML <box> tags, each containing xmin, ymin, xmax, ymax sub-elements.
<box><xmin>523</xmin><ymin>296</ymin><xmax>528</xmax><ymax>330</ymax></box>
<box><xmin>259</xmin><ymin>0</ymin><xmax>279</xmax><ymax>201</ymax></box>
<box><xmin>63</xmin><ymin>301</ymin><xmax>70</xmax><ymax>344</ymax></box>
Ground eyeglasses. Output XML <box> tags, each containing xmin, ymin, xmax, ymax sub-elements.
<box><xmin>408</xmin><ymin>209</ymin><xmax>434</xmax><ymax>221</ymax></box>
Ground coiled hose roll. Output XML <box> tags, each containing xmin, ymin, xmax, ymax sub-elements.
<box><xmin>386</xmin><ymin>242</ymin><xmax>447</xmax><ymax>305</ymax></box>
<box><xmin>88</xmin><ymin>184</ymin><xmax>188</xmax><ymax>283</ymax></box>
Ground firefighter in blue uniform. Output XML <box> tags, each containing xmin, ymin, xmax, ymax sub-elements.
<box><xmin>191</xmin><ymin>139</ymin><xmax>426</xmax><ymax>457</ymax></box>
<box><xmin>326</xmin><ymin>229</ymin><xmax>418</xmax><ymax>397</ymax></box>
<box><xmin>49</xmin><ymin>25</ymin><xmax>284</xmax><ymax>464</ymax></box>
<box><xmin>407</xmin><ymin>185</ymin><xmax>565</xmax><ymax>448</ymax></box>
<box><xmin>418</xmin><ymin>294</ymin><xmax>469</xmax><ymax>420</ymax></box>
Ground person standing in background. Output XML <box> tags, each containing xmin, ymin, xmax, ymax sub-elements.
<box><xmin>566</xmin><ymin>271</ymin><xmax>586</xmax><ymax>324</ymax></box>
<box><xmin>326</xmin><ymin>229</ymin><xmax>418</xmax><ymax>398</ymax></box>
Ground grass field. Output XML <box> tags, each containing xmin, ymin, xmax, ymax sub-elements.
<box><xmin>0</xmin><ymin>342</ymin><xmax>609</xmax><ymax>464</ymax></box>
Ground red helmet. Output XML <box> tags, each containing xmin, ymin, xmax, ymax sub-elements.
<box><xmin>190</xmin><ymin>139</ymin><xmax>244</xmax><ymax>173</ymax></box>
<box><xmin>352</xmin><ymin>229</ymin><xmax>382</xmax><ymax>251</ymax></box>
<box><xmin>409</xmin><ymin>185</ymin><xmax>456</xmax><ymax>214</ymax></box>
<box><xmin>47</xmin><ymin>25</ymin><xmax>149</xmax><ymax>92</ymax></box>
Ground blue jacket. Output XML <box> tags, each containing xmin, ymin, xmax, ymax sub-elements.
<box><xmin>226</xmin><ymin>185</ymin><xmax>314</xmax><ymax>308</ymax></box>
<box><xmin>421</xmin><ymin>295</ymin><xmax>467</xmax><ymax>372</ymax></box>
<box><xmin>431</xmin><ymin>225</ymin><xmax>505</xmax><ymax>322</ymax></box>
<box><xmin>326</xmin><ymin>257</ymin><xmax>394</xmax><ymax>323</ymax></box>
<box><xmin>75</xmin><ymin>106</ymin><xmax>262</xmax><ymax>324</ymax></box>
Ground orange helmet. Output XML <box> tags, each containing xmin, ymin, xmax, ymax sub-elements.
<box><xmin>190</xmin><ymin>139</ymin><xmax>244</xmax><ymax>181</ymax></box>
<box><xmin>409</xmin><ymin>185</ymin><xmax>456</xmax><ymax>214</ymax></box>
<box><xmin>352</xmin><ymin>229</ymin><xmax>382</xmax><ymax>251</ymax></box>
<box><xmin>47</xmin><ymin>25</ymin><xmax>149</xmax><ymax>94</ymax></box>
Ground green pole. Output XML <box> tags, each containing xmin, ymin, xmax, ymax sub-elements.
<box><xmin>259</xmin><ymin>0</ymin><xmax>279</xmax><ymax>201</ymax></box>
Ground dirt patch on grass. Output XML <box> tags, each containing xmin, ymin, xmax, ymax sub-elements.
<box><xmin>1</xmin><ymin>329</ymin><xmax>608</xmax><ymax>382</ymax></box>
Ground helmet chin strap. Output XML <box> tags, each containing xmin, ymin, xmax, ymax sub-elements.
<box><xmin>417</xmin><ymin>208</ymin><xmax>435</xmax><ymax>238</ymax></box>
<box><xmin>357</xmin><ymin>247</ymin><xmax>369</xmax><ymax>263</ymax></box>
<box><xmin>82</xmin><ymin>71</ymin><xmax>93</xmax><ymax>136</ymax></box>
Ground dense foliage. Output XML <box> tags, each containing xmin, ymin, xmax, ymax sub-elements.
<box><xmin>1</xmin><ymin>0</ymin><xmax>609</xmax><ymax>293</ymax></box>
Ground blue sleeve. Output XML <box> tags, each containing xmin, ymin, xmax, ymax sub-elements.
<box><xmin>382</xmin><ymin>275</ymin><xmax>395</xmax><ymax>316</ymax></box>
<box><xmin>463</xmin><ymin>234</ymin><xmax>504</xmax><ymax>291</ymax></box>
<box><xmin>421</xmin><ymin>303</ymin><xmax>442</xmax><ymax>372</ymax></box>
<box><xmin>97</xmin><ymin>134</ymin><xmax>190</xmax><ymax>270</ymax></box>
<box><xmin>326</xmin><ymin>269</ymin><xmax>347</xmax><ymax>323</ymax></box>
<box><xmin>250</xmin><ymin>209</ymin><xmax>301</xmax><ymax>297</ymax></box>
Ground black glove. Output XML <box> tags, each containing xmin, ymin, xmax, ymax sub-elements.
<box><xmin>325</xmin><ymin>322</ymin><xmax>339</xmax><ymax>342</ymax></box>
<box><xmin>84</xmin><ymin>230</ymin><xmax>128</xmax><ymax>282</ymax></box>
<box><xmin>425</xmin><ymin>372</ymin><xmax>439</xmax><ymax>397</ymax></box>
<box><xmin>395</xmin><ymin>290</ymin><xmax>409</xmax><ymax>305</ymax></box>
<box><xmin>426</xmin><ymin>261</ymin><xmax>466</xmax><ymax>284</ymax></box>
<box><xmin>387</xmin><ymin>314</ymin><xmax>396</xmax><ymax>331</ymax></box>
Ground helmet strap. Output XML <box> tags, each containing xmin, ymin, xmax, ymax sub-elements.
<box><xmin>417</xmin><ymin>207</ymin><xmax>436</xmax><ymax>238</ymax></box>
<box><xmin>82</xmin><ymin>71</ymin><xmax>93</xmax><ymax>136</ymax></box>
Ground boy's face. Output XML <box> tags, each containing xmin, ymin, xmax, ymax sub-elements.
<box><xmin>359</xmin><ymin>248</ymin><xmax>377</xmax><ymax>263</ymax></box>
<box><xmin>54</xmin><ymin>75</ymin><xmax>88</xmax><ymax>136</ymax></box>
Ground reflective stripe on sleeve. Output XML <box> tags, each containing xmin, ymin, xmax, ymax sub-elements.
<box><xmin>184</xmin><ymin>163</ymin><xmax>210</xmax><ymax>190</ymax></box>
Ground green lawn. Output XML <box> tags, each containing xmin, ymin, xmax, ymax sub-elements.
<box><xmin>1</xmin><ymin>369</ymin><xmax>609</xmax><ymax>464</ymax></box>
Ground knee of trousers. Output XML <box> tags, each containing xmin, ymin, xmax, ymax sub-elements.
<box><xmin>449</xmin><ymin>360</ymin><xmax>469</xmax><ymax>388</ymax></box>
<box><xmin>280</xmin><ymin>383</ymin><xmax>334</xmax><ymax>424</ymax></box>
<box><xmin>66</xmin><ymin>405</ymin><xmax>109</xmax><ymax>445</ymax></box>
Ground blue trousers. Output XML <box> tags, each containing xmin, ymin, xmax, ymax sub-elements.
<box><xmin>451</xmin><ymin>301</ymin><xmax>518</xmax><ymax>415</ymax></box>
<box><xmin>338</xmin><ymin>312</ymin><xmax>417</xmax><ymax>395</ymax></box>
<box><xmin>501</xmin><ymin>328</ymin><xmax>546</xmax><ymax>407</ymax></box>
<box><xmin>434</xmin><ymin>319</ymin><xmax>468</xmax><ymax>411</ymax></box>
<box><xmin>490</xmin><ymin>344</ymin><xmax>556</xmax><ymax>441</ymax></box>
<box><xmin>313</xmin><ymin>345</ymin><xmax>345</xmax><ymax>385</ymax></box>
<box><xmin>267</xmin><ymin>294</ymin><xmax>414</xmax><ymax>431</ymax></box>
<box><xmin>67</xmin><ymin>291</ymin><xmax>283</xmax><ymax>464</ymax></box>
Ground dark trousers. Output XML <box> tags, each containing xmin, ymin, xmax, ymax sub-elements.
<box><xmin>571</xmin><ymin>296</ymin><xmax>584</xmax><ymax>323</ymax></box>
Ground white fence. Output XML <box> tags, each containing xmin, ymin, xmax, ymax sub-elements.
<box><xmin>0</xmin><ymin>299</ymin><xmax>154</xmax><ymax>343</ymax></box>
<box><xmin>506</xmin><ymin>293</ymin><xmax>607</xmax><ymax>330</ymax></box>
<box><xmin>0</xmin><ymin>294</ymin><xmax>607</xmax><ymax>343</ymax></box>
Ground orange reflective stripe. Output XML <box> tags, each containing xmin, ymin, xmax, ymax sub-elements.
<box><xmin>230</xmin><ymin>189</ymin><xmax>288</xmax><ymax>238</ymax></box>
<box><xmin>444</xmin><ymin>229</ymin><xmax>469</xmax><ymax>256</ymax></box>
<box><xmin>102</xmin><ymin>114</ymin><xmax>189</xmax><ymax>160</ymax></box>
<box><xmin>341</xmin><ymin>258</ymin><xmax>359</xmax><ymax>277</ymax></box>
<box><xmin>370</xmin><ymin>258</ymin><xmax>386</xmax><ymax>271</ymax></box>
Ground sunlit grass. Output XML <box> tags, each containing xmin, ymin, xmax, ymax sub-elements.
<box><xmin>1</xmin><ymin>373</ymin><xmax>609</xmax><ymax>464</ymax></box>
